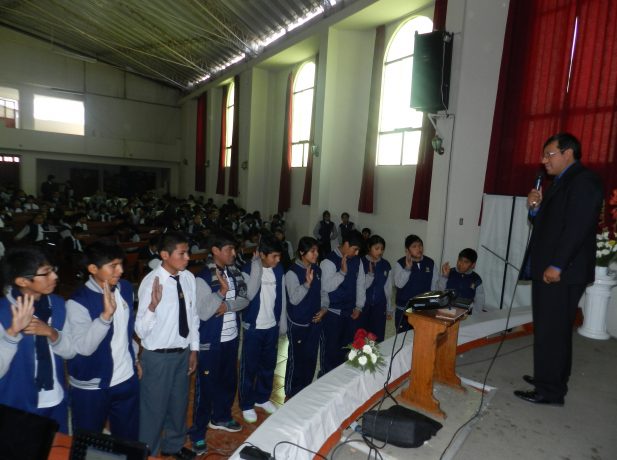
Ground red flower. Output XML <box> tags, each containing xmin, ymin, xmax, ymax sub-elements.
<box><xmin>355</xmin><ymin>328</ymin><xmax>368</xmax><ymax>340</ymax></box>
<box><xmin>352</xmin><ymin>337</ymin><xmax>365</xmax><ymax>350</ymax></box>
<box><xmin>367</xmin><ymin>332</ymin><xmax>377</xmax><ymax>341</ymax></box>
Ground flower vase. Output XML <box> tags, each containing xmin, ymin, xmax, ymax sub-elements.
<box><xmin>578</xmin><ymin>267</ymin><xmax>617</xmax><ymax>340</ymax></box>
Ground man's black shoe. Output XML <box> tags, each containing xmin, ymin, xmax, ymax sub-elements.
<box><xmin>160</xmin><ymin>447</ymin><xmax>197</xmax><ymax>459</ymax></box>
<box><xmin>513</xmin><ymin>390</ymin><xmax>564</xmax><ymax>406</ymax></box>
<box><xmin>522</xmin><ymin>374</ymin><xmax>535</xmax><ymax>385</ymax></box>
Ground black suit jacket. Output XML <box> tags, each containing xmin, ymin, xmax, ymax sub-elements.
<box><xmin>523</xmin><ymin>161</ymin><xmax>603</xmax><ymax>285</ymax></box>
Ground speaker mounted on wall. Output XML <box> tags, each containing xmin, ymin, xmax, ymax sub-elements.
<box><xmin>410</xmin><ymin>30</ymin><xmax>453</xmax><ymax>113</ymax></box>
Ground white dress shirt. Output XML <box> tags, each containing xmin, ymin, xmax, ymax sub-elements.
<box><xmin>136</xmin><ymin>265</ymin><xmax>199</xmax><ymax>351</ymax></box>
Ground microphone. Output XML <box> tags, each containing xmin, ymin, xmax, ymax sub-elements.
<box><xmin>534</xmin><ymin>171</ymin><xmax>544</xmax><ymax>190</ymax></box>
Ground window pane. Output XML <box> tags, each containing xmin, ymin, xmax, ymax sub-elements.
<box><xmin>303</xmin><ymin>143</ymin><xmax>310</xmax><ymax>167</ymax></box>
<box><xmin>386</xmin><ymin>16</ymin><xmax>433</xmax><ymax>62</ymax></box>
<box><xmin>226</xmin><ymin>105</ymin><xmax>234</xmax><ymax>149</ymax></box>
<box><xmin>291</xmin><ymin>143</ymin><xmax>305</xmax><ymax>167</ymax></box>
<box><xmin>292</xmin><ymin>89</ymin><xmax>313</xmax><ymax>142</ymax></box>
<box><xmin>294</xmin><ymin>62</ymin><xmax>316</xmax><ymax>92</ymax></box>
<box><xmin>402</xmin><ymin>130</ymin><xmax>421</xmax><ymax>165</ymax></box>
<box><xmin>225</xmin><ymin>147</ymin><xmax>231</xmax><ymax>167</ymax></box>
<box><xmin>33</xmin><ymin>94</ymin><xmax>84</xmax><ymax>135</ymax></box>
<box><xmin>377</xmin><ymin>132</ymin><xmax>402</xmax><ymax>165</ymax></box>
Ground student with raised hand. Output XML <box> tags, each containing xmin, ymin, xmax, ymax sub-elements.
<box><xmin>239</xmin><ymin>234</ymin><xmax>287</xmax><ymax>424</ymax></box>
<box><xmin>0</xmin><ymin>295</ymin><xmax>34</xmax><ymax>377</ymax></box>
<box><xmin>66</xmin><ymin>241</ymin><xmax>139</xmax><ymax>440</ymax></box>
<box><xmin>188</xmin><ymin>232</ymin><xmax>249</xmax><ymax>456</ymax></box>
<box><xmin>0</xmin><ymin>246</ymin><xmax>74</xmax><ymax>433</ymax></box>
<box><xmin>136</xmin><ymin>232</ymin><xmax>199</xmax><ymax>460</ymax></box>
<box><xmin>284</xmin><ymin>236</ymin><xmax>326</xmax><ymax>399</ymax></box>
<box><xmin>393</xmin><ymin>235</ymin><xmax>438</xmax><ymax>332</ymax></box>
<box><xmin>359</xmin><ymin>235</ymin><xmax>393</xmax><ymax>342</ymax></box>
<box><xmin>319</xmin><ymin>230</ymin><xmax>365</xmax><ymax>376</ymax></box>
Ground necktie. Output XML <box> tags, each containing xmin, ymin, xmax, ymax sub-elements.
<box><xmin>27</xmin><ymin>290</ymin><xmax>53</xmax><ymax>391</ymax></box>
<box><xmin>172</xmin><ymin>275</ymin><xmax>189</xmax><ymax>338</ymax></box>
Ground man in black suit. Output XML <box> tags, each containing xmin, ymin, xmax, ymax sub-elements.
<box><xmin>516</xmin><ymin>133</ymin><xmax>603</xmax><ymax>406</ymax></box>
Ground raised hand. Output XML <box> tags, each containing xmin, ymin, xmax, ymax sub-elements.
<box><xmin>305</xmin><ymin>265</ymin><xmax>314</xmax><ymax>285</ymax></box>
<box><xmin>101</xmin><ymin>281</ymin><xmax>117</xmax><ymax>321</ymax></box>
<box><xmin>340</xmin><ymin>255</ymin><xmax>348</xmax><ymax>274</ymax></box>
<box><xmin>441</xmin><ymin>262</ymin><xmax>451</xmax><ymax>276</ymax></box>
<box><xmin>7</xmin><ymin>294</ymin><xmax>34</xmax><ymax>337</ymax></box>
<box><xmin>405</xmin><ymin>253</ymin><xmax>413</xmax><ymax>269</ymax></box>
<box><xmin>216</xmin><ymin>269</ymin><xmax>229</xmax><ymax>297</ymax></box>
<box><xmin>23</xmin><ymin>317</ymin><xmax>59</xmax><ymax>342</ymax></box>
<box><xmin>148</xmin><ymin>276</ymin><xmax>163</xmax><ymax>312</ymax></box>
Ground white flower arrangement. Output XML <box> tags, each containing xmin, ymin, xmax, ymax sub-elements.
<box><xmin>596</xmin><ymin>230</ymin><xmax>617</xmax><ymax>267</ymax></box>
<box><xmin>345</xmin><ymin>328</ymin><xmax>385</xmax><ymax>374</ymax></box>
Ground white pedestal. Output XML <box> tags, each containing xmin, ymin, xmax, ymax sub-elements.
<box><xmin>578</xmin><ymin>268</ymin><xmax>617</xmax><ymax>340</ymax></box>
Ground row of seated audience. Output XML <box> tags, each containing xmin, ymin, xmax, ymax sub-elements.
<box><xmin>0</xmin><ymin>186</ymin><xmax>484</xmax><ymax>460</ymax></box>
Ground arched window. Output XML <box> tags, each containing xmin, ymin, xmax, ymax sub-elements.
<box><xmin>225</xmin><ymin>81</ymin><xmax>234</xmax><ymax>167</ymax></box>
<box><xmin>291</xmin><ymin>61</ymin><xmax>316</xmax><ymax>167</ymax></box>
<box><xmin>377</xmin><ymin>16</ymin><xmax>432</xmax><ymax>165</ymax></box>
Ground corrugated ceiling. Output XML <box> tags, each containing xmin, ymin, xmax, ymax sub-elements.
<box><xmin>0</xmin><ymin>0</ymin><xmax>350</xmax><ymax>91</ymax></box>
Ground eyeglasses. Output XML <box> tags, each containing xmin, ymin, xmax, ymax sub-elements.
<box><xmin>541</xmin><ymin>149</ymin><xmax>563</xmax><ymax>160</ymax></box>
<box><xmin>27</xmin><ymin>266</ymin><xmax>58</xmax><ymax>278</ymax></box>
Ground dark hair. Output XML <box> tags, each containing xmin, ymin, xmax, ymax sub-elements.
<box><xmin>458</xmin><ymin>248</ymin><xmax>478</xmax><ymax>264</ymax></box>
<box><xmin>0</xmin><ymin>246</ymin><xmax>50</xmax><ymax>288</ymax></box>
<box><xmin>404</xmin><ymin>234</ymin><xmax>423</xmax><ymax>248</ymax></box>
<box><xmin>544</xmin><ymin>132</ymin><xmax>581</xmax><ymax>160</ymax></box>
<box><xmin>361</xmin><ymin>227</ymin><xmax>372</xmax><ymax>235</ymax></box>
<box><xmin>322</xmin><ymin>210</ymin><xmax>330</xmax><ymax>219</ymax></box>
<box><xmin>159</xmin><ymin>231</ymin><xmax>189</xmax><ymax>254</ymax></box>
<box><xmin>297</xmin><ymin>236</ymin><xmax>318</xmax><ymax>257</ymax></box>
<box><xmin>208</xmin><ymin>231</ymin><xmax>237</xmax><ymax>250</ymax></box>
<box><xmin>367</xmin><ymin>234</ymin><xmax>386</xmax><ymax>250</ymax></box>
<box><xmin>258</xmin><ymin>234</ymin><xmax>284</xmax><ymax>255</ymax></box>
<box><xmin>342</xmin><ymin>229</ymin><xmax>363</xmax><ymax>248</ymax></box>
<box><xmin>84</xmin><ymin>241</ymin><xmax>125</xmax><ymax>268</ymax></box>
<box><xmin>341</xmin><ymin>212</ymin><xmax>350</xmax><ymax>219</ymax></box>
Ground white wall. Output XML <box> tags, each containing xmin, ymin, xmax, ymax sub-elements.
<box><xmin>0</xmin><ymin>26</ymin><xmax>182</xmax><ymax>196</ymax></box>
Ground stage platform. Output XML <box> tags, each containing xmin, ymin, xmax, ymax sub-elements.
<box><xmin>229</xmin><ymin>306</ymin><xmax>532</xmax><ymax>459</ymax></box>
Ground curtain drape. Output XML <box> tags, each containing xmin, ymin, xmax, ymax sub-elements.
<box><xmin>228</xmin><ymin>75</ymin><xmax>240</xmax><ymax>197</ymax></box>
<box><xmin>485</xmin><ymin>0</ymin><xmax>617</xmax><ymax>221</ymax></box>
<box><xmin>409</xmin><ymin>0</ymin><xmax>448</xmax><ymax>220</ymax></box>
<box><xmin>216</xmin><ymin>85</ymin><xmax>228</xmax><ymax>195</ymax></box>
<box><xmin>194</xmin><ymin>93</ymin><xmax>207</xmax><ymax>193</ymax></box>
<box><xmin>278</xmin><ymin>72</ymin><xmax>294</xmax><ymax>213</ymax></box>
<box><xmin>358</xmin><ymin>25</ymin><xmax>386</xmax><ymax>214</ymax></box>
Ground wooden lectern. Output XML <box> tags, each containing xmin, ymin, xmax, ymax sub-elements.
<box><xmin>400</xmin><ymin>308</ymin><xmax>467</xmax><ymax>418</ymax></box>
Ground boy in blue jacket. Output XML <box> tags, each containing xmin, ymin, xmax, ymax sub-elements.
<box><xmin>188</xmin><ymin>232</ymin><xmax>249</xmax><ymax>455</ymax></box>
<box><xmin>239</xmin><ymin>234</ymin><xmax>286</xmax><ymax>423</ymax></box>
<box><xmin>437</xmin><ymin>248</ymin><xmax>485</xmax><ymax>313</ymax></box>
<box><xmin>0</xmin><ymin>246</ymin><xmax>74</xmax><ymax>433</ymax></box>
<box><xmin>66</xmin><ymin>241</ymin><xmax>139</xmax><ymax>440</ymax></box>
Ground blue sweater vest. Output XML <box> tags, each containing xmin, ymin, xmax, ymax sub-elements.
<box><xmin>0</xmin><ymin>293</ymin><xmax>67</xmax><ymax>413</ymax></box>
<box><xmin>195</xmin><ymin>266</ymin><xmax>242</xmax><ymax>349</ymax></box>
<box><xmin>241</xmin><ymin>262</ymin><xmax>284</xmax><ymax>330</ymax></box>
<box><xmin>326</xmin><ymin>251</ymin><xmax>361</xmax><ymax>313</ymax></box>
<box><xmin>361</xmin><ymin>257</ymin><xmax>391</xmax><ymax>307</ymax></box>
<box><xmin>286</xmin><ymin>262</ymin><xmax>321</xmax><ymax>325</ymax></box>
<box><xmin>67</xmin><ymin>279</ymin><xmax>135</xmax><ymax>389</ymax></box>
<box><xmin>395</xmin><ymin>256</ymin><xmax>435</xmax><ymax>306</ymax></box>
<box><xmin>445</xmin><ymin>269</ymin><xmax>482</xmax><ymax>301</ymax></box>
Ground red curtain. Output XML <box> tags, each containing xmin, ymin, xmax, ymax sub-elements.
<box><xmin>409</xmin><ymin>0</ymin><xmax>448</xmax><ymax>220</ymax></box>
<box><xmin>358</xmin><ymin>25</ymin><xmax>386</xmax><ymax>214</ymax></box>
<box><xmin>228</xmin><ymin>75</ymin><xmax>240</xmax><ymax>197</ymax></box>
<box><xmin>278</xmin><ymin>72</ymin><xmax>294</xmax><ymax>213</ymax></box>
<box><xmin>302</xmin><ymin>55</ymin><xmax>319</xmax><ymax>205</ymax></box>
<box><xmin>216</xmin><ymin>85</ymin><xmax>228</xmax><ymax>195</ymax></box>
<box><xmin>485</xmin><ymin>0</ymin><xmax>617</xmax><ymax>217</ymax></box>
<box><xmin>194</xmin><ymin>93</ymin><xmax>207</xmax><ymax>193</ymax></box>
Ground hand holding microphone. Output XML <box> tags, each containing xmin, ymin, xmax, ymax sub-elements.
<box><xmin>528</xmin><ymin>171</ymin><xmax>544</xmax><ymax>209</ymax></box>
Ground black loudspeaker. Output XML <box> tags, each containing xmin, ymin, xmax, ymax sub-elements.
<box><xmin>0</xmin><ymin>404</ymin><xmax>59</xmax><ymax>460</ymax></box>
<box><xmin>410</xmin><ymin>31</ymin><xmax>453</xmax><ymax>113</ymax></box>
<box><xmin>361</xmin><ymin>405</ymin><xmax>442</xmax><ymax>448</ymax></box>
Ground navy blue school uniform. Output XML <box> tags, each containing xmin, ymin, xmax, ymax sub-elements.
<box><xmin>284</xmin><ymin>261</ymin><xmax>322</xmax><ymax>398</ymax></box>
<box><xmin>319</xmin><ymin>249</ymin><xmax>365</xmax><ymax>376</ymax></box>
<box><xmin>0</xmin><ymin>290</ymin><xmax>73</xmax><ymax>433</ymax></box>
<box><xmin>443</xmin><ymin>268</ymin><xmax>483</xmax><ymax>312</ymax></box>
<box><xmin>360</xmin><ymin>256</ymin><xmax>392</xmax><ymax>342</ymax></box>
<box><xmin>393</xmin><ymin>256</ymin><xmax>436</xmax><ymax>332</ymax></box>
<box><xmin>66</xmin><ymin>278</ymin><xmax>139</xmax><ymax>440</ymax></box>
<box><xmin>188</xmin><ymin>262</ymin><xmax>248</xmax><ymax>443</ymax></box>
<box><xmin>239</xmin><ymin>259</ymin><xmax>286</xmax><ymax>411</ymax></box>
